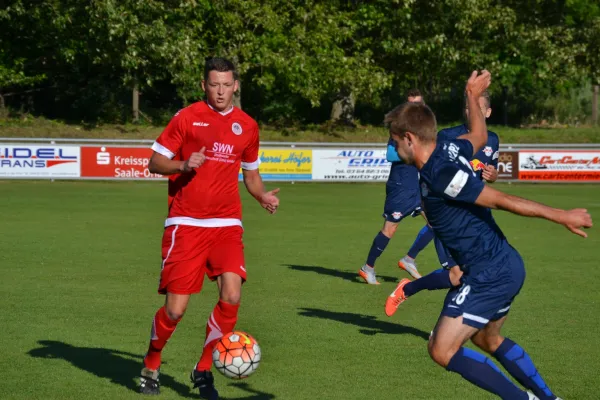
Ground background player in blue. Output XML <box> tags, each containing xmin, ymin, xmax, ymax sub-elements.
<box><xmin>358</xmin><ymin>89</ymin><xmax>424</xmax><ymax>284</ymax></box>
<box><xmin>383</xmin><ymin>70</ymin><xmax>591</xmax><ymax>399</ymax></box>
<box><xmin>399</xmin><ymin>90</ymin><xmax>499</xmax><ymax>279</ymax></box>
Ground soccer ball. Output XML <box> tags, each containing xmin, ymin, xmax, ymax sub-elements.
<box><xmin>212</xmin><ymin>331</ymin><xmax>261</xmax><ymax>379</ymax></box>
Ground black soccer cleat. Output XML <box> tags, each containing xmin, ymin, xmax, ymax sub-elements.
<box><xmin>191</xmin><ymin>369</ymin><xmax>219</xmax><ymax>400</ymax></box>
<box><xmin>139</xmin><ymin>367</ymin><xmax>160</xmax><ymax>395</ymax></box>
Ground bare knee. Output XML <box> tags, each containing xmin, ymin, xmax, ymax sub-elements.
<box><xmin>164</xmin><ymin>294</ymin><xmax>190</xmax><ymax>321</ymax></box>
<box><xmin>218</xmin><ymin>273</ymin><xmax>242</xmax><ymax>305</ymax></box>
<box><xmin>220</xmin><ymin>288</ymin><xmax>241</xmax><ymax>304</ymax></box>
<box><xmin>428</xmin><ymin>338</ymin><xmax>457</xmax><ymax>368</ymax></box>
<box><xmin>472</xmin><ymin>332</ymin><xmax>504</xmax><ymax>354</ymax></box>
<box><xmin>165</xmin><ymin>303</ymin><xmax>187</xmax><ymax>321</ymax></box>
<box><xmin>381</xmin><ymin>222</ymin><xmax>398</xmax><ymax>238</ymax></box>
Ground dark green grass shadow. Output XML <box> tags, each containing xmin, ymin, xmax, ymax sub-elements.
<box><xmin>284</xmin><ymin>264</ymin><xmax>399</xmax><ymax>283</ymax></box>
<box><xmin>222</xmin><ymin>382</ymin><xmax>277</xmax><ymax>400</ymax></box>
<box><xmin>27</xmin><ymin>340</ymin><xmax>195</xmax><ymax>397</ymax></box>
<box><xmin>298</xmin><ymin>308</ymin><xmax>430</xmax><ymax>340</ymax></box>
<box><xmin>27</xmin><ymin>340</ymin><xmax>277</xmax><ymax>399</ymax></box>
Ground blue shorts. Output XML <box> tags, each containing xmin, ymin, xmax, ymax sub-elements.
<box><xmin>382</xmin><ymin>183</ymin><xmax>421</xmax><ymax>223</ymax></box>
<box><xmin>440</xmin><ymin>247</ymin><xmax>526</xmax><ymax>329</ymax></box>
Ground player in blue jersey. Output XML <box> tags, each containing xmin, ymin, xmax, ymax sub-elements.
<box><xmin>396</xmin><ymin>92</ymin><xmax>500</xmax><ymax>295</ymax></box>
<box><xmin>383</xmin><ymin>70</ymin><xmax>591</xmax><ymax>400</ymax></box>
<box><xmin>358</xmin><ymin>89</ymin><xmax>424</xmax><ymax>284</ymax></box>
<box><xmin>399</xmin><ymin>92</ymin><xmax>499</xmax><ymax>277</ymax></box>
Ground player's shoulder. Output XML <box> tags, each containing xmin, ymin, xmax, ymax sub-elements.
<box><xmin>487</xmin><ymin>129</ymin><xmax>499</xmax><ymax>142</ymax></box>
<box><xmin>232</xmin><ymin>107</ymin><xmax>259</xmax><ymax>128</ymax></box>
<box><xmin>422</xmin><ymin>141</ymin><xmax>467</xmax><ymax>179</ymax></box>
<box><xmin>171</xmin><ymin>102</ymin><xmax>205</xmax><ymax>120</ymax></box>
<box><xmin>437</xmin><ymin>124</ymin><xmax>468</xmax><ymax>140</ymax></box>
<box><xmin>435</xmin><ymin>139</ymin><xmax>473</xmax><ymax>162</ymax></box>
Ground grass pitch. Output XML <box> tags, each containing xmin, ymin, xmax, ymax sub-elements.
<box><xmin>1</xmin><ymin>181</ymin><xmax>599</xmax><ymax>399</ymax></box>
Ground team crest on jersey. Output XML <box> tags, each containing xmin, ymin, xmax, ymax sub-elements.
<box><xmin>232</xmin><ymin>122</ymin><xmax>243</xmax><ymax>135</ymax></box>
<box><xmin>420</xmin><ymin>182</ymin><xmax>429</xmax><ymax>197</ymax></box>
<box><xmin>483</xmin><ymin>146</ymin><xmax>493</xmax><ymax>157</ymax></box>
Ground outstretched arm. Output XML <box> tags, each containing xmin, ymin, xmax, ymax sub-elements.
<box><xmin>242</xmin><ymin>169</ymin><xmax>280</xmax><ymax>214</ymax></box>
<box><xmin>458</xmin><ymin>70</ymin><xmax>491</xmax><ymax>155</ymax></box>
<box><xmin>474</xmin><ymin>185</ymin><xmax>592</xmax><ymax>237</ymax></box>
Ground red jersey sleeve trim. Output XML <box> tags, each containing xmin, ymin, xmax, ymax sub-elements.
<box><xmin>152</xmin><ymin>141</ymin><xmax>175</xmax><ymax>159</ymax></box>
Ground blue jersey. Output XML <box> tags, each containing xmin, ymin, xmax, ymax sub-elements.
<box><xmin>419</xmin><ymin>139</ymin><xmax>509</xmax><ymax>275</ymax></box>
<box><xmin>437</xmin><ymin>124</ymin><xmax>499</xmax><ymax>180</ymax></box>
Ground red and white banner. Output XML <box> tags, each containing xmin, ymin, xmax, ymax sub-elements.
<box><xmin>518</xmin><ymin>151</ymin><xmax>600</xmax><ymax>181</ymax></box>
<box><xmin>80</xmin><ymin>146</ymin><xmax>165</xmax><ymax>179</ymax></box>
<box><xmin>0</xmin><ymin>145</ymin><xmax>80</xmax><ymax>178</ymax></box>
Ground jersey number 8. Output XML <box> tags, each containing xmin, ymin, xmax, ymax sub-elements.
<box><xmin>452</xmin><ymin>284</ymin><xmax>471</xmax><ymax>305</ymax></box>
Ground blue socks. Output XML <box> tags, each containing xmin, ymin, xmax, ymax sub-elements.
<box><xmin>404</xmin><ymin>268</ymin><xmax>452</xmax><ymax>297</ymax></box>
<box><xmin>407</xmin><ymin>225</ymin><xmax>434</xmax><ymax>259</ymax></box>
<box><xmin>493</xmin><ymin>338</ymin><xmax>556</xmax><ymax>400</ymax></box>
<box><xmin>447</xmin><ymin>347</ymin><xmax>528</xmax><ymax>399</ymax></box>
<box><xmin>366</xmin><ymin>231</ymin><xmax>390</xmax><ymax>267</ymax></box>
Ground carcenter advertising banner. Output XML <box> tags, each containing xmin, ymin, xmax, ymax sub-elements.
<box><xmin>518</xmin><ymin>150</ymin><xmax>600</xmax><ymax>181</ymax></box>
<box><xmin>312</xmin><ymin>149</ymin><xmax>391</xmax><ymax>181</ymax></box>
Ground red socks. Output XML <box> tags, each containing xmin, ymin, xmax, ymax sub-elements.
<box><xmin>195</xmin><ymin>300</ymin><xmax>239</xmax><ymax>371</ymax></box>
<box><xmin>143</xmin><ymin>306</ymin><xmax>181</xmax><ymax>370</ymax></box>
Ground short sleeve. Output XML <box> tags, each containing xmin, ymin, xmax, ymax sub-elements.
<box><xmin>452</xmin><ymin>139</ymin><xmax>474</xmax><ymax>158</ymax></box>
<box><xmin>152</xmin><ymin>111</ymin><xmax>185</xmax><ymax>159</ymax></box>
<box><xmin>241</xmin><ymin>124</ymin><xmax>260</xmax><ymax>170</ymax></box>
<box><xmin>430</xmin><ymin>159</ymin><xmax>484</xmax><ymax>203</ymax></box>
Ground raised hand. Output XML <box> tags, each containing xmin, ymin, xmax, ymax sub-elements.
<box><xmin>181</xmin><ymin>147</ymin><xmax>206</xmax><ymax>172</ymax></box>
<box><xmin>466</xmin><ymin>70</ymin><xmax>491</xmax><ymax>99</ymax></box>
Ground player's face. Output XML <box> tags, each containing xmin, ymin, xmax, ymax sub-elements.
<box><xmin>391</xmin><ymin>132</ymin><xmax>415</xmax><ymax>164</ymax></box>
<box><xmin>465</xmin><ymin>97</ymin><xmax>491</xmax><ymax>120</ymax></box>
<box><xmin>202</xmin><ymin>71</ymin><xmax>239</xmax><ymax>112</ymax></box>
<box><xmin>408</xmin><ymin>96</ymin><xmax>423</xmax><ymax>103</ymax></box>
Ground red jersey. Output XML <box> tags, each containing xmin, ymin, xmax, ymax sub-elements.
<box><xmin>151</xmin><ymin>101</ymin><xmax>260</xmax><ymax>228</ymax></box>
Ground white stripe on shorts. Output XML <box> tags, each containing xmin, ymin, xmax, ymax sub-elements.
<box><xmin>463</xmin><ymin>313</ymin><xmax>489</xmax><ymax>325</ymax></box>
<box><xmin>161</xmin><ymin>225</ymin><xmax>179</xmax><ymax>270</ymax></box>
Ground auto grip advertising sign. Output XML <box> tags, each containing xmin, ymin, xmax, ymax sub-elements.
<box><xmin>311</xmin><ymin>149</ymin><xmax>391</xmax><ymax>181</ymax></box>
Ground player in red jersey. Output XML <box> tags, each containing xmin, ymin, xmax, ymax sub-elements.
<box><xmin>138</xmin><ymin>58</ymin><xmax>280</xmax><ymax>399</ymax></box>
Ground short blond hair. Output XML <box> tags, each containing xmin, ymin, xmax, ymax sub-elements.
<box><xmin>384</xmin><ymin>102</ymin><xmax>437</xmax><ymax>142</ymax></box>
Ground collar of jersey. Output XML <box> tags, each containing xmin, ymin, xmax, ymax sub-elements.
<box><xmin>206</xmin><ymin>101</ymin><xmax>234</xmax><ymax>116</ymax></box>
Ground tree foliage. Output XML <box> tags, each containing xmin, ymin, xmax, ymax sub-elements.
<box><xmin>0</xmin><ymin>0</ymin><xmax>597</xmax><ymax>125</ymax></box>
